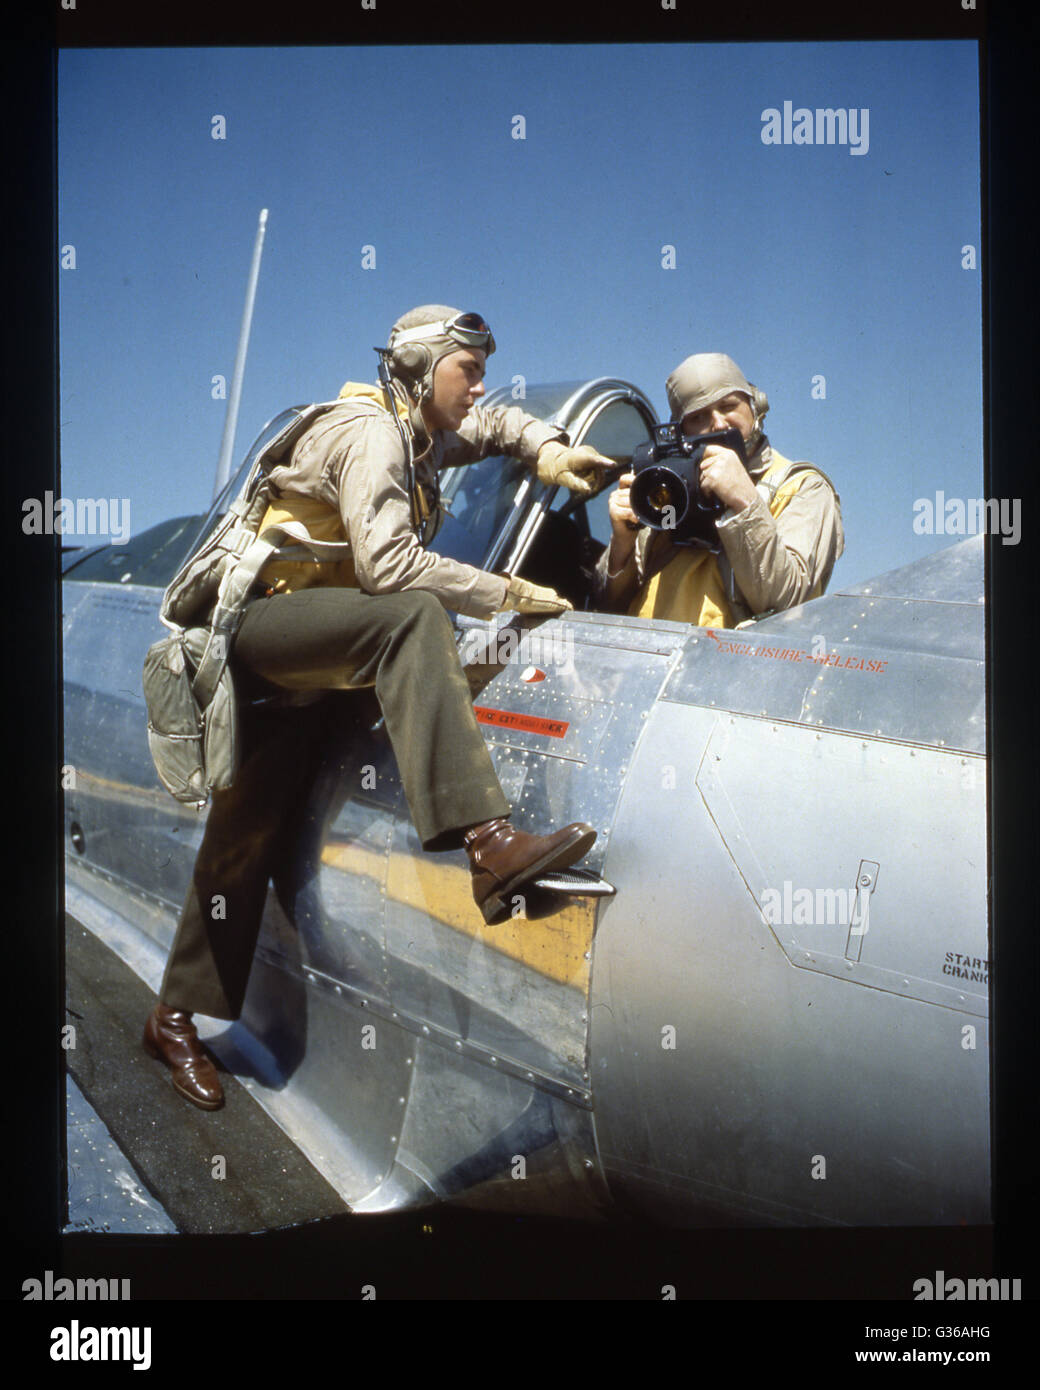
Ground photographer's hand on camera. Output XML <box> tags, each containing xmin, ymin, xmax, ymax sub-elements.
<box><xmin>697</xmin><ymin>444</ymin><xmax>758</xmax><ymax>513</ymax></box>
<box><xmin>607</xmin><ymin>472</ymin><xmax>639</xmax><ymax>534</ymax></box>
<box><xmin>600</xmin><ymin>471</ymin><xmax>641</xmax><ymax>605</ymax></box>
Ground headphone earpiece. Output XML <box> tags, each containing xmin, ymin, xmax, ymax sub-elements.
<box><xmin>389</xmin><ymin>341</ymin><xmax>431</xmax><ymax>380</ymax></box>
<box><xmin>750</xmin><ymin>385</ymin><xmax>769</xmax><ymax>422</ymax></box>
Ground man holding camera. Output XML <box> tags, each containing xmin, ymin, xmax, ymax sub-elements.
<box><xmin>593</xmin><ymin>353</ymin><xmax>844</xmax><ymax>626</ymax></box>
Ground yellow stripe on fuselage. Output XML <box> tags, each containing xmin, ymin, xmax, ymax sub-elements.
<box><xmin>321</xmin><ymin>840</ymin><xmax>595</xmax><ymax>990</ymax></box>
<box><xmin>68</xmin><ymin>769</ymin><xmax>596</xmax><ymax>990</ymax></box>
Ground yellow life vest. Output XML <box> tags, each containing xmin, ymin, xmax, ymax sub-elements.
<box><xmin>629</xmin><ymin>451</ymin><xmax>816</xmax><ymax>627</ymax></box>
<box><xmin>257</xmin><ymin>494</ymin><xmax>359</xmax><ymax>594</ymax></box>
<box><xmin>256</xmin><ymin>382</ymin><xmax>413</xmax><ymax>596</ymax></box>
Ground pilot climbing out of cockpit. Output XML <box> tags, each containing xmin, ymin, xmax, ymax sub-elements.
<box><xmin>143</xmin><ymin>306</ymin><xmax>615</xmax><ymax>1110</ymax></box>
<box><xmin>592</xmin><ymin>353</ymin><xmax>844</xmax><ymax>626</ymax></box>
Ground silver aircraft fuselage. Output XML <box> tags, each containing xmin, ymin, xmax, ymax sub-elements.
<box><xmin>61</xmin><ymin>379</ymin><xmax>989</xmax><ymax>1229</ymax></box>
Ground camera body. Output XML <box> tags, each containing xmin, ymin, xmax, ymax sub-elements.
<box><xmin>629</xmin><ymin>424</ymin><xmax>747</xmax><ymax>547</ymax></box>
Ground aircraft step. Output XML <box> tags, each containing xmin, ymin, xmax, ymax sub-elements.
<box><xmin>531</xmin><ymin>869</ymin><xmax>616</xmax><ymax>896</ymax></box>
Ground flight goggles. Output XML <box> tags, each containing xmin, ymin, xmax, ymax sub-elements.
<box><xmin>391</xmin><ymin>311</ymin><xmax>496</xmax><ymax>355</ymax></box>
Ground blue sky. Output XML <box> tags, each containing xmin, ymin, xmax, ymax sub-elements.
<box><xmin>57</xmin><ymin>41</ymin><xmax>982</xmax><ymax>587</ymax></box>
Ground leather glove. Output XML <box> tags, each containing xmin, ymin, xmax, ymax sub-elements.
<box><xmin>499</xmin><ymin>575</ymin><xmax>572</xmax><ymax>614</ymax></box>
<box><xmin>535</xmin><ymin>441</ymin><xmax>612</xmax><ymax>498</ymax></box>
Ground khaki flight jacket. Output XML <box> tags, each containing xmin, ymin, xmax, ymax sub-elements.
<box><xmin>591</xmin><ymin>438</ymin><xmax>845</xmax><ymax>625</ymax></box>
<box><xmin>258</xmin><ymin>385</ymin><xmax>567</xmax><ymax>620</ymax></box>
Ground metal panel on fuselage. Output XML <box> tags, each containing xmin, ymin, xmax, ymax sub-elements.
<box><xmin>588</xmin><ymin>539</ymin><xmax>989</xmax><ymax>1228</ymax></box>
<box><xmin>63</xmin><ymin>581</ymin><xmax>202</xmax><ymax>923</ymax></box>
<box><xmin>61</xmin><ymin>443</ymin><xmax>990</xmax><ymax>1227</ymax></box>
<box><xmin>382</xmin><ymin>614</ymin><xmax>689</xmax><ymax>1076</ymax></box>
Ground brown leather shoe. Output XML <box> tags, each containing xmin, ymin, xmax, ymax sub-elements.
<box><xmin>464</xmin><ymin>817</ymin><xmax>597</xmax><ymax>924</ymax></box>
<box><xmin>143</xmin><ymin>1004</ymin><xmax>225</xmax><ymax>1110</ymax></box>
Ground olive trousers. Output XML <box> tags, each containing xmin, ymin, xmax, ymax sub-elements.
<box><xmin>159</xmin><ymin>587</ymin><xmax>509</xmax><ymax>1019</ymax></box>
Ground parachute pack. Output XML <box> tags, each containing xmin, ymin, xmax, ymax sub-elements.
<box><xmin>142</xmin><ymin>401</ymin><xmax>346</xmax><ymax>807</ymax></box>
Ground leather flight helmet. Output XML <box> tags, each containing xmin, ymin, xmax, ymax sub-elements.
<box><xmin>386</xmin><ymin>306</ymin><xmax>496</xmax><ymax>404</ymax></box>
<box><xmin>666</xmin><ymin>352</ymin><xmax>770</xmax><ymax>451</ymax></box>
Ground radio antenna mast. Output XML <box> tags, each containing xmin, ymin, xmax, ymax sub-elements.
<box><xmin>212</xmin><ymin>207</ymin><xmax>268</xmax><ymax>501</ymax></box>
